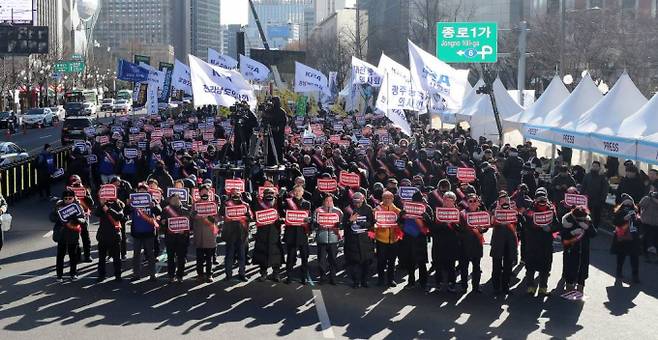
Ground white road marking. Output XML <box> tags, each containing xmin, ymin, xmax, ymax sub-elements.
<box><xmin>312</xmin><ymin>289</ymin><xmax>335</xmax><ymax>339</ymax></box>
<box><xmin>39</xmin><ymin>134</ymin><xmax>52</xmax><ymax>139</ymax></box>
<box><xmin>43</xmin><ymin>230</ymin><xmax>53</xmax><ymax>238</ymax></box>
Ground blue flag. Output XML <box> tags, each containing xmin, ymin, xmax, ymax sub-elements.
<box><xmin>116</xmin><ymin>59</ymin><xmax>149</xmax><ymax>82</ymax></box>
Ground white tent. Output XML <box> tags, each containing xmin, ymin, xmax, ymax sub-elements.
<box><xmin>637</xmin><ymin>132</ymin><xmax>658</xmax><ymax>164</ymax></box>
<box><xmin>582</xmin><ymin>73</ymin><xmax>648</xmax><ymax>157</ymax></box>
<box><xmin>492</xmin><ymin>78</ymin><xmax>523</xmax><ymax>131</ymax></box>
<box><xmin>524</xmin><ymin>73</ymin><xmax>602</xmax><ymax>144</ymax></box>
<box><xmin>449</xmin><ymin>78</ymin><xmax>484</xmax><ymax>123</ymax></box>
<box><xmin>505</xmin><ymin>75</ymin><xmax>569</xmax><ymax>126</ymax></box>
<box><xmin>620</xmin><ymin>93</ymin><xmax>658</xmax><ymax>163</ymax></box>
<box><xmin>465</xmin><ymin>95</ymin><xmax>500</xmax><ymax>141</ymax></box>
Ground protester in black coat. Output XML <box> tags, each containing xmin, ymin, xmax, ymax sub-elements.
<box><xmin>95</xmin><ymin>198</ymin><xmax>125</xmax><ymax>282</ymax></box>
<box><xmin>523</xmin><ymin>195</ymin><xmax>559</xmax><ymax>296</ymax></box>
<box><xmin>252</xmin><ymin>189</ymin><xmax>284</xmax><ymax>281</ymax></box>
<box><xmin>611</xmin><ymin>194</ymin><xmax>641</xmax><ymax>283</ymax></box>
<box><xmin>581</xmin><ymin>161</ymin><xmax>609</xmax><ymax>227</ymax></box>
<box><xmin>457</xmin><ymin>194</ymin><xmax>487</xmax><ymax>292</ymax></box>
<box><xmin>478</xmin><ymin>162</ymin><xmax>498</xmax><ymax>208</ymax></box>
<box><xmin>561</xmin><ymin>206</ymin><xmax>597</xmax><ymax>293</ymax></box>
<box><xmin>281</xmin><ymin>185</ymin><xmax>312</xmax><ymax>284</ymax></box>
<box><xmin>342</xmin><ymin>192</ymin><xmax>375</xmax><ymax>288</ymax></box>
<box><xmin>616</xmin><ymin>166</ymin><xmax>647</xmax><ymax>205</ymax></box>
<box><xmin>50</xmin><ymin>189</ymin><xmax>85</xmax><ymax>281</ymax></box>
<box><xmin>550</xmin><ymin>166</ymin><xmax>576</xmax><ymax>203</ymax></box>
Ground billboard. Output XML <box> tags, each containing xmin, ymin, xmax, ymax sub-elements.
<box><xmin>267</xmin><ymin>25</ymin><xmax>290</xmax><ymax>39</ymax></box>
<box><xmin>0</xmin><ymin>26</ymin><xmax>49</xmax><ymax>55</ymax></box>
<box><xmin>0</xmin><ymin>0</ymin><xmax>36</xmax><ymax>25</ymax></box>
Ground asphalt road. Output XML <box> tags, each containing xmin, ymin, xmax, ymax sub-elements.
<box><xmin>0</xmin><ymin>191</ymin><xmax>657</xmax><ymax>339</ymax></box>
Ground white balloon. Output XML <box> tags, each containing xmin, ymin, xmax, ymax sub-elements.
<box><xmin>76</xmin><ymin>0</ymin><xmax>99</xmax><ymax>21</ymax></box>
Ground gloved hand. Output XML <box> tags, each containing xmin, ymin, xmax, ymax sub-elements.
<box><xmin>571</xmin><ymin>228</ymin><xmax>584</xmax><ymax>236</ymax></box>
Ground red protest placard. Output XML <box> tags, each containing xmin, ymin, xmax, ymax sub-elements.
<box><xmin>494</xmin><ymin>209</ymin><xmax>517</xmax><ymax>223</ymax></box>
<box><xmin>256</xmin><ymin>208</ymin><xmax>279</xmax><ymax>226</ymax></box>
<box><xmin>225</xmin><ymin>179</ymin><xmax>245</xmax><ymax>193</ymax></box>
<box><xmin>457</xmin><ymin>167</ymin><xmax>476</xmax><ymax>183</ymax></box>
<box><xmin>98</xmin><ymin>184</ymin><xmax>117</xmax><ymax>200</ymax></box>
<box><xmin>317</xmin><ymin>179</ymin><xmax>338</xmax><ymax>192</ymax></box>
<box><xmin>533</xmin><ymin>210</ymin><xmax>554</xmax><ymax>225</ymax></box>
<box><xmin>285</xmin><ymin>210</ymin><xmax>309</xmax><ymax>226</ymax></box>
<box><xmin>435</xmin><ymin>207</ymin><xmax>460</xmax><ymax>223</ymax></box>
<box><xmin>339</xmin><ymin>171</ymin><xmax>360</xmax><ymax>189</ymax></box>
<box><xmin>225</xmin><ymin>205</ymin><xmax>248</xmax><ymax>221</ymax></box>
<box><xmin>317</xmin><ymin>212</ymin><xmax>340</xmax><ymax>228</ymax></box>
<box><xmin>565</xmin><ymin>193</ymin><xmax>588</xmax><ymax>207</ymax></box>
<box><xmin>168</xmin><ymin>217</ymin><xmax>190</xmax><ymax>233</ymax></box>
<box><xmin>404</xmin><ymin>202</ymin><xmax>426</xmax><ymax>218</ymax></box>
<box><xmin>68</xmin><ymin>186</ymin><xmax>86</xmax><ymax>198</ymax></box>
<box><xmin>195</xmin><ymin>201</ymin><xmax>217</xmax><ymax>217</ymax></box>
<box><xmin>467</xmin><ymin>211</ymin><xmax>491</xmax><ymax>227</ymax></box>
<box><xmin>374</xmin><ymin>210</ymin><xmax>398</xmax><ymax>228</ymax></box>
<box><xmin>258</xmin><ymin>186</ymin><xmax>279</xmax><ymax>198</ymax></box>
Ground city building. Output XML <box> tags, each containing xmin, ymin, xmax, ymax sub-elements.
<box><xmin>244</xmin><ymin>0</ymin><xmax>316</xmax><ymax>51</ymax></box>
<box><xmin>95</xmin><ymin>0</ymin><xmax>190</xmax><ymax>62</ymax></box>
<box><xmin>311</xmin><ymin>7</ymin><xmax>367</xmax><ymax>54</ymax></box>
<box><xmin>35</xmin><ymin>0</ymin><xmax>64</xmax><ymax>58</ymax></box>
<box><xmin>221</xmin><ymin>24</ymin><xmax>243</xmax><ymax>59</ymax></box>
<box><xmin>191</xmin><ymin>0</ymin><xmax>222</xmax><ymax>61</ymax></box>
<box><xmin>315</xmin><ymin>0</ymin><xmax>359</xmax><ymax>23</ymax></box>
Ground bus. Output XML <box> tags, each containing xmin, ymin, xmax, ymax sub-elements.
<box><xmin>65</xmin><ymin>89</ymin><xmax>99</xmax><ymax>105</ymax></box>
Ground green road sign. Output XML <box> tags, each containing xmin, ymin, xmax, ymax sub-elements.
<box><xmin>134</xmin><ymin>54</ymin><xmax>151</xmax><ymax>66</ymax></box>
<box><xmin>436</xmin><ymin>22</ymin><xmax>498</xmax><ymax>63</ymax></box>
<box><xmin>53</xmin><ymin>60</ymin><xmax>86</xmax><ymax>73</ymax></box>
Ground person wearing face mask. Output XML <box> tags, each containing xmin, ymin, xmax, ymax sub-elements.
<box><xmin>148</xmin><ymin>160</ymin><xmax>174</xmax><ymax>190</ymax></box>
<box><xmin>523</xmin><ymin>190</ymin><xmax>559</xmax><ymax>296</ymax></box>
<box><xmin>129</xmin><ymin>183</ymin><xmax>162</xmax><ymax>282</ymax></box>
<box><xmin>252</xmin><ymin>188</ymin><xmax>284</xmax><ymax>282</ymax></box>
<box><xmin>430</xmin><ymin>191</ymin><xmax>461</xmax><ymax>292</ymax></box>
<box><xmin>399</xmin><ymin>191</ymin><xmax>432</xmax><ymax>291</ymax></box>
<box><xmin>313</xmin><ymin>193</ymin><xmax>343</xmax><ymax>285</ymax></box>
<box><xmin>95</xmin><ymin>194</ymin><xmax>125</xmax><ymax>283</ymax></box>
<box><xmin>369</xmin><ymin>182</ymin><xmax>385</xmax><ymax>208</ymax></box>
<box><xmin>158</xmin><ymin>194</ymin><xmax>190</xmax><ymax>283</ymax></box>
<box><xmin>343</xmin><ymin>191</ymin><xmax>375</xmax><ymax>288</ymax></box>
<box><xmin>374</xmin><ymin>191</ymin><xmax>402</xmax><ymax>287</ymax></box>
<box><xmin>489</xmin><ymin>191</ymin><xmax>518</xmax><ymax>295</ymax></box>
<box><xmin>550</xmin><ymin>165</ymin><xmax>576</xmax><ymax>204</ymax></box>
<box><xmin>50</xmin><ymin>189</ymin><xmax>86</xmax><ymax>281</ymax></box>
<box><xmin>611</xmin><ymin>194</ymin><xmax>641</xmax><ymax>283</ymax></box>
<box><xmin>192</xmin><ymin>185</ymin><xmax>219</xmax><ymax>283</ymax></box>
<box><xmin>639</xmin><ymin>191</ymin><xmax>658</xmax><ymax>263</ymax></box>
<box><xmin>68</xmin><ymin>175</ymin><xmax>95</xmax><ymax>263</ymax></box>
<box><xmin>560</xmin><ymin>206</ymin><xmax>596</xmax><ymax>294</ymax></box>
<box><xmin>503</xmin><ymin>148</ymin><xmax>524</xmax><ymax>192</ymax></box>
<box><xmin>478</xmin><ymin>162</ymin><xmax>499</xmax><ymax>208</ymax></box>
<box><xmin>616</xmin><ymin>166</ymin><xmax>647</xmax><ymax>206</ymax></box>
<box><xmin>457</xmin><ymin>194</ymin><xmax>487</xmax><ymax>293</ymax></box>
<box><xmin>282</xmin><ymin>185</ymin><xmax>312</xmax><ymax>284</ymax></box>
<box><xmin>221</xmin><ymin>189</ymin><xmax>252</xmax><ymax>282</ymax></box>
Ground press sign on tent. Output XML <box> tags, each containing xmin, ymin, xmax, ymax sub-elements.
<box><xmin>436</xmin><ymin>22</ymin><xmax>497</xmax><ymax>63</ymax></box>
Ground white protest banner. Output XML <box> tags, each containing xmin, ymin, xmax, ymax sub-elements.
<box><xmin>99</xmin><ymin>184</ymin><xmax>117</xmax><ymax>200</ymax></box>
<box><xmin>208</xmin><ymin>48</ymin><xmax>238</xmax><ymax>70</ymax></box>
<box><xmin>352</xmin><ymin>56</ymin><xmax>383</xmax><ymax>87</ymax></box>
<box><xmin>167</xmin><ymin>188</ymin><xmax>189</xmax><ymax>201</ymax></box>
<box><xmin>195</xmin><ymin>201</ymin><xmax>218</xmax><ymax>217</ymax></box>
<box><xmin>294</xmin><ymin>61</ymin><xmax>330</xmax><ymax>96</ymax></box>
<box><xmin>168</xmin><ymin>217</ymin><xmax>190</xmax><ymax>233</ymax></box>
<box><xmin>189</xmin><ymin>54</ymin><xmax>257</xmax><ymax>110</ymax></box>
<box><xmin>408</xmin><ymin>40</ymin><xmax>470</xmax><ymax>113</ymax></box>
<box><xmin>285</xmin><ymin>210</ymin><xmax>309</xmax><ymax>226</ymax></box>
<box><xmin>171</xmin><ymin>59</ymin><xmax>192</xmax><ymax>95</ymax></box>
<box><xmin>256</xmin><ymin>208</ymin><xmax>279</xmax><ymax>226</ymax></box>
<box><xmin>376</xmin><ymin>53</ymin><xmax>427</xmax><ymax>113</ymax></box>
<box><xmin>239</xmin><ymin>54</ymin><xmax>270</xmax><ymax>82</ymax></box>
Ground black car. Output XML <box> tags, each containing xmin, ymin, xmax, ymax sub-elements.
<box><xmin>64</xmin><ymin>102</ymin><xmax>84</xmax><ymax>116</ymax></box>
<box><xmin>62</xmin><ymin>117</ymin><xmax>95</xmax><ymax>144</ymax></box>
<box><xmin>0</xmin><ymin>112</ymin><xmax>11</xmax><ymax>128</ymax></box>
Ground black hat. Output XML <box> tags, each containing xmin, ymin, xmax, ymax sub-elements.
<box><xmin>62</xmin><ymin>189</ymin><xmax>75</xmax><ymax>198</ymax></box>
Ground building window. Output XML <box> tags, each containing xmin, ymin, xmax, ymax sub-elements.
<box><xmin>547</xmin><ymin>0</ymin><xmax>560</xmax><ymax>15</ymax></box>
<box><xmin>589</xmin><ymin>0</ymin><xmax>603</xmax><ymax>8</ymax></box>
<box><xmin>622</xmin><ymin>0</ymin><xmax>637</xmax><ymax>9</ymax></box>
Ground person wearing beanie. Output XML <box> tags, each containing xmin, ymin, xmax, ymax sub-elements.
<box><xmin>281</xmin><ymin>185</ymin><xmax>312</xmax><ymax>284</ymax></box>
<box><xmin>342</xmin><ymin>191</ymin><xmax>375</xmax><ymax>288</ymax></box>
<box><xmin>374</xmin><ymin>190</ymin><xmax>402</xmax><ymax>287</ymax></box>
<box><xmin>560</xmin><ymin>206</ymin><xmax>597</xmax><ymax>294</ymax></box>
<box><xmin>252</xmin><ymin>188</ymin><xmax>284</xmax><ymax>282</ymax></box>
<box><xmin>523</xmin><ymin>193</ymin><xmax>559</xmax><ymax>296</ymax></box>
<box><xmin>616</xmin><ymin>166</ymin><xmax>647</xmax><ymax>205</ymax></box>
<box><xmin>399</xmin><ymin>191</ymin><xmax>431</xmax><ymax>291</ymax></box>
<box><xmin>430</xmin><ymin>191</ymin><xmax>462</xmax><ymax>292</ymax></box>
<box><xmin>489</xmin><ymin>191</ymin><xmax>518</xmax><ymax>295</ymax></box>
<box><xmin>49</xmin><ymin>189</ymin><xmax>86</xmax><ymax>281</ymax></box>
<box><xmin>313</xmin><ymin>193</ymin><xmax>343</xmax><ymax>285</ymax></box>
<box><xmin>611</xmin><ymin>195</ymin><xmax>641</xmax><ymax>283</ymax></box>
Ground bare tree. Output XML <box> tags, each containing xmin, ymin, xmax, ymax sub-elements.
<box><xmin>409</xmin><ymin>0</ymin><xmax>475</xmax><ymax>53</ymax></box>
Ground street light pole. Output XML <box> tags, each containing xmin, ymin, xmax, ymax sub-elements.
<box><xmin>559</xmin><ymin>0</ymin><xmax>566</xmax><ymax>75</ymax></box>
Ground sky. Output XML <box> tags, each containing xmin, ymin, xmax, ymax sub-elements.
<box><xmin>221</xmin><ymin>0</ymin><xmax>249</xmax><ymax>25</ymax></box>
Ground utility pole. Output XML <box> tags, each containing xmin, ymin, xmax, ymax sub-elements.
<box><xmin>517</xmin><ymin>20</ymin><xmax>528</xmax><ymax>105</ymax></box>
<box><xmin>355</xmin><ymin>0</ymin><xmax>362</xmax><ymax>59</ymax></box>
<box><xmin>559</xmin><ymin>0</ymin><xmax>566</xmax><ymax>75</ymax></box>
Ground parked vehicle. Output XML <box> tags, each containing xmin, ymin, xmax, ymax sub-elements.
<box><xmin>100</xmin><ymin>98</ymin><xmax>115</xmax><ymax>111</ymax></box>
<box><xmin>21</xmin><ymin>108</ymin><xmax>54</xmax><ymax>128</ymax></box>
<box><xmin>0</xmin><ymin>142</ymin><xmax>29</xmax><ymax>166</ymax></box>
<box><xmin>82</xmin><ymin>102</ymin><xmax>97</xmax><ymax>116</ymax></box>
<box><xmin>113</xmin><ymin>99</ymin><xmax>131</xmax><ymax>113</ymax></box>
<box><xmin>61</xmin><ymin>117</ymin><xmax>95</xmax><ymax>144</ymax></box>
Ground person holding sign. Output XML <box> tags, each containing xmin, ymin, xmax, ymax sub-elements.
<box><xmin>399</xmin><ymin>192</ymin><xmax>432</xmax><ymax>291</ymax></box>
<box><xmin>49</xmin><ymin>189</ymin><xmax>86</xmax><ymax>281</ymax></box>
<box><xmin>281</xmin><ymin>185</ymin><xmax>312</xmax><ymax>285</ymax></box>
<box><xmin>128</xmin><ymin>183</ymin><xmax>162</xmax><ymax>282</ymax></box>
<box><xmin>430</xmin><ymin>191</ymin><xmax>461</xmax><ymax>292</ymax></box>
<box><xmin>523</xmin><ymin>191</ymin><xmax>559</xmax><ymax>296</ymax></box>
<box><xmin>313</xmin><ymin>193</ymin><xmax>343</xmax><ymax>285</ymax></box>
<box><xmin>95</xmin><ymin>195</ymin><xmax>125</xmax><ymax>282</ymax></box>
<box><xmin>457</xmin><ymin>194</ymin><xmax>487</xmax><ymax>293</ymax></box>
<box><xmin>489</xmin><ymin>191</ymin><xmax>518</xmax><ymax>295</ymax></box>
<box><xmin>342</xmin><ymin>191</ymin><xmax>375</xmax><ymax>289</ymax></box>
<box><xmin>161</xmin><ymin>194</ymin><xmax>192</xmax><ymax>283</ymax></box>
<box><xmin>252</xmin><ymin>188</ymin><xmax>284</xmax><ymax>282</ymax></box>
<box><xmin>560</xmin><ymin>206</ymin><xmax>596</xmax><ymax>294</ymax></box>
<box><xmin>220</xmin><ymin>189</ymin><xmax>252</xmax><ymax>282</ymax></box>
<box><xmin>611</xmin><ymin>194</ymin><xmax>641</xmax><ymax>284</ymax></box>
<box><xmin>373</xmin><ymin>191</ymin><xmax>402</xmax><ymax>287</ymax></box>
<box><xmin>68</xmin><ymin>175</ymin><xmax>95</xmax><ymax>263</ymax></box>
<box><xmin>192</xmin><ymin>184</ymin><xmax>220</xmax><ymax>283</ymax></box>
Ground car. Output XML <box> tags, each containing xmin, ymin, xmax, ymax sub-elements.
<box><xmin>21</xmin><ymin>108</ymin><xmax>54</xmax><ymax>128</ymax></box>
<box><xmin>82</xmin><ymin>102</ymin><xmax>97</xmax><ymax>116</ymax></box>
<box><xmin>0</xmin><ymin>112</ymin><xmax>12</xmax><ymax>129</ymax></box>
<box><xmin>61</xmin><ymin>116</ymin><xmax>96</xmax><ymax>144</ymax></box>
<box><xmin>64</xmin><ymin>102</ymin><xmax>84</xmax><ymax>116</ymax></box>
<box><xmin>100</xmin><ymin>98</ymin><xmax>115</xmax><ymax>111</ymax></box>
<box><xmin>113</xmin><ymin>99</ymin><xmax>131</xmax><ymax>113</ymax></box>
<box><xmin>0</xmin><ymin>142</ymin><xmax>29</xmax><ymax>166</ymax></box>
<box><xmin>50</xmin><ymin>106</ymin><xmax>66</xmax><ymax>121</ymax></box>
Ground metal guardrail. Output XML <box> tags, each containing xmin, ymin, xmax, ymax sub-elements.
<box><xmin>0</xmin><ymin>146</ymin><xmax>71</xmax><ymax>202</ymax></box>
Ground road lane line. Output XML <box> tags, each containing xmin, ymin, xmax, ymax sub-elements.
<box><xmin>39</xmin><ymin>134</ymin><xmax>52</xmax><ymax>139</ymax></box>
<box><xmin>43</xmin><ymin>230</ymin><xmax>53</xmax><ymax>238</ymax></box>
<box><xmin>312</xmin><ymin>289</ymin><xmax>335</xmax><ymax>339</ymax></box>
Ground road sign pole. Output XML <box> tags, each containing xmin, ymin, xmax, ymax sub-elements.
<box><xmin>517</xmin><ymin>21</ymin><xmax>528</xmax><ymax>106</ymax></box>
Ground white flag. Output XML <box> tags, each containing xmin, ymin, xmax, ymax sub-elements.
<box><xmin>294</xmin><ymin>62</ymin><xmax>330</xmax><ymax>96</ymax></box>
<box><xmin>351</xmin><ymin>56</ymin><xmax>382</xmax><ymax>87</ymax></box>
<box><xmin>171</xmin><ymin>59</ymin><xmax>192</xmax><ymax>95</ymax></box>
<box><xmin>375</xmin><ymin>72</ymin><xmax>412</xmax><ymax>136</ymax></box>
<box><xmin>377</xmin><ymin>53</ymin><xmax>427</xmax><ymax>112</ymax></box>
<box><xmin>188</xmin><ymin>54</ymin><xmax>257</xmax><ymax>110</ymax></box>
<box><xmin>208</xmin><ymin>48</ymin><xmax>238</xmax><ymax>69</ymax></box>
<box><xmin>408</xmin><ymin>40</ymin><xmax>470</xmax><ymax>112</ymax></box>
<box><xmin>239</xmin><ymin>54</ymin><xmax>270</xmax><ymax>82</ymax></box>
<box><xmin>146</xmin><ymin>83</ymin><xmax>158</xmax><ymax>115</ymax></box>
